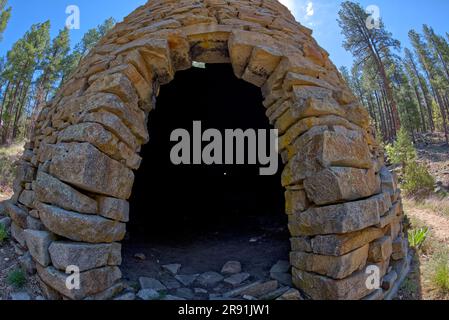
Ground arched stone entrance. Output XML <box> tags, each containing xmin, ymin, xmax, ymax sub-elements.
<box><xmin>3</xmin><ymin>0</ymin><xmax>409</xmax><ymax>300</ymax></box>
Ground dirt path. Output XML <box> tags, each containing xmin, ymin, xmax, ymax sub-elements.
<box><xmin>405</xmin><ymin>202</ymin><xmax>449</xmax><ymax>243</ymax></box>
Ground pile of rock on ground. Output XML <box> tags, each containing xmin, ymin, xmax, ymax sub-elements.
<box><xmin>116</xmin><ymin>259</ymin><xmax>302</xmax><ymax>301</ymax></box>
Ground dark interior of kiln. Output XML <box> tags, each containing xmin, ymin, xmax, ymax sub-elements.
<box><xmin>122</xmin><ymin>64</ymin><xmax>290</xmax><ymax>283</ymax></box>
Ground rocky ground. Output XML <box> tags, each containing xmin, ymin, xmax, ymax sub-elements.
<box><xmin>117</xmin><ymin>258</ymin><xmax>301</xmax><ymax>301</ymax></box>
<box><xmin>0</xmin><ymin>204</ymin><xmax>301</xmax><ymax>300</ymax></box>
<box><xmin>118</xmin><ymin>224</ymin><xmax>300</xmax><ymax>301</ymax></box>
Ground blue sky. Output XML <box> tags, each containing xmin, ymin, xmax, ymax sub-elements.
<box><xmin>0</xmin><ymin>0</ymin><xmax>448</xmax><ymax>69</ymax></box>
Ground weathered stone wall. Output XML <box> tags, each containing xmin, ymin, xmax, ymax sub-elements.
<box><xmin>1</xmin><ymin>0</ymin><xmax>409</xmax><ymax>300</ymax></box>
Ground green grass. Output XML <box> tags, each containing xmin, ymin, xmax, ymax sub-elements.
<box><xmin>431</xmin><ymin>253</ymin><xmax>449</xmax><ymax>294</ymax></box>
<box><xmin>0</xmin><ymin>223</ymin><xmax>8</xmax><ymax>244</ymax></box>
<box><xmin>7</xmin><ymin>268</ymin><xmax>27</xmax><ymax>289</ymax></box>
<box><xmin>0</xmin><ymin>140</ymin><xmax>25</xmax><ymax>195</ymax></box>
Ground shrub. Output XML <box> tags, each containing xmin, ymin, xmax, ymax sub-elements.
<box><xmin>408</xmin><ymin>227</ymin><xmax>429</xmax><ymax>249</ymax></box>
<box><xmin>7</xmin><ymin>269</ymin><xmax>26</xmax><ymax>289</ymax></box>
<box><xmin>402</xmin><ymin>161</ymin><xmax>435</xmax><ymax>196</ymax></box>
<box><xmin>385</xmin><ymin>128</ymin><xmax>417</xmax><ymax>168</ymax></box>
<box><xmin>0</xmin><ymin>223</ymin><xmax>7</xmax><ymax>244</ymax></box>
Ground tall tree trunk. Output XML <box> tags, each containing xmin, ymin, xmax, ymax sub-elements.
<box><xmin>12</xmin><ymin>82</ymin><xmax>30</xmax><ymax>140</ymax></box>
<box><xmin>1</xmin><ymin>82</ymin><xmax>20</xmax><ymax>144</ymax></box>
<box><xmin>413</xmin><ymin>84</ymin><xmax>427</xmax><ymax>132</ymax></box>
<box><xmin>0</xmin><ymin>80</ymin><xmax>11</xmax><ymax>129</ymax></box>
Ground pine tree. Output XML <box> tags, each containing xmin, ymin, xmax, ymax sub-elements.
<box><xmin>0</xmin><ymin>21</ymin><xmax>50</xmax><ymax>143</ymax></box>
<box><xmin>28</xmin><ymin>28</ymin><xmax>70</xmax><ymax>136</ymax></box>
<box><xmin>410</xmin><ymin>29</ymin><xmax>449</xmax><ymax>143</ymax></box>
<box><xmin>403</xmin><ymin>48</ymin><xmax>435</xmax><ymax>132</ymax></box>
<box><xmin>0</xmin><ymin>0</ymin><xmax>11</xmax><ymax>42</ymax></box>
<box><xmin>61</xmin><ymin>17</ymin><xmax>116</xmax><ymax>84</ymax></box>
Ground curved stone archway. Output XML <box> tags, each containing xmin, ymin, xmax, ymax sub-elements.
<box><xmin>4</xmin><ymin>0</ymin><xmax>409</xmax><ymax>300</ymax></box>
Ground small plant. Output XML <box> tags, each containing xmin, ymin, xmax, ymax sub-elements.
<box><xmin>432</xmin><ymin>256</ymin><xmax>449</xmax><ymax>293</ymax></box>
<box><xmin>7</xmin><ymin>268</ymin><xmax>26</xmax><ymax>289</ymax></box>
<box><xmin>0</xmin><ymin>223</ymin><xmax>8</xmax><ymax>244</ymax></box>
<box><xmin>408</xmin><ymin>227</ymin><xmax>429</xmax><ymax>249</ymax></box>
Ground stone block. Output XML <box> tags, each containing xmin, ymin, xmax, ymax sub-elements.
<box><xmin>49</xmin><ymin>143</ymin><xmax>134</xmax><ymax>200</ymax></box>
<box><xmin>49</xmin><ymin>241</ymin><xmax>122</xmax><ymax>272</ymax></box>
<box><xmin>38</xmin><ymin>203</ymin><xmax>126</xmax><ymax>244</ymax></box>
<box><xmin>24</xmin><ymin>230</ymin><xmax>56</xmax><ymax>266</ymax></box>
<box><xmin>288</xmin><ymin>193</ymin><xmax>390</xmax><ymax>236</ymax></box>
<box><xmin>35</xmin><ymin>171</ymin><xmax>98</xmax><ymax>214</ymax></box>
<box><xmin>290</xmin><ymin>244</ymin><xmax>368</xmax><ymax>279</ymax></box>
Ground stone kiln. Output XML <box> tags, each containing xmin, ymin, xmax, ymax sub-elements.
<box><xmin>2</xmin><ymin>0</ymin><xmax>409</xmax><ymax>300</ymax></box>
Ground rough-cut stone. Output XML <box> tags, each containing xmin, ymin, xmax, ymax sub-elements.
<box><xmin>224</xmin><ymin>273</ymin><xmax>250</xmax><ymax>287</ymax></box>
<box><xmin>85</xmin><ymin>282</ymin><xmax>126</xmax><ymax>300</ymax></box>
<box><xmin>38</xmin><ymin>203</ymin><xmax>126</xmax><ymax>243</ymax></box>
<box><xmin>19</xmin><ymin>252</ymin><xmax>36</xmax><ymax>275</ymax></box>
<box><xmin>392</xmin><ymin>237</ymin><xmax>407</xmax><ymax>261</ymax></box>
<box><xmin>290</xmin><ymin>244</ymin><xmax>369</xmax><ymax>279</ymax></box>
<box><xmin>285</xmin><ymin>189</ymin><xmax>308</xmax><ymax>214</ymax></box>
<box><xmin>277</xmin><ymin>288</ymin><xmax>303</xmax><ymax>300</ymax></box>
<box><xmin>289</xmin><ymin>193</ymin><xmax>390</xmax><ymax>236</ymax></box>
<box><xmin>175</xmin><ymin>274</ymin><xmax>199</xmax><ymax>287</ymax></box>
<box><xmin>368</xmin><ymin>236</ymin><xmax>393</xmax><ymax>263</ymax></box>
<box><xmin>270</xmin><ymin>260</ymin><xmax>291</xmax><ymax>274</ymax></box>
<box><xmin>49</xmin><ymin>143</ymin><xmax>134</xmax><ymax>199</ymax></box>
<box><xmin>382</xmin><ymin>270</ymin><xmax>398</xmax><ymax>291</ymax></box>
<box><xmin>221</xmin><ymin>261</ymin><xmax>242</xmax><ymax>275</ymax></box>
<box><xmin>97</xmin><ymin>197</ymin><xmax>129</xmax><ymax>222</ymax></box>
<box><xmin>163</xmin><ymin>264</ymin><xmax>182</xmax><ymax>275</ymax></box>
<box><xmin>290</xmin><ymin>237</ymin><xmax>312</xmax><ymax>252</ymax></box>
<box><xmin>86</xmin><ymin>72</ymin><xmax>139</xmax><ymax>107</ymax></box>
<box><xmin>57</xmin><ymin>123</ymin><xmax>142</xmax><ymax>170</ymax></box>
<box><xmin>311</xmin><ymin>227</ymin><xmax>384</xmax><ymax>256</ymax></box>
<box><xmin>270</xmin><ymin>272</ymin><xmax>293</xmax><ymax>287</ymax></box>
<box><xmin>18</xmin><ymin>190</ymin><xmax>35</xmax><ymax>208</ymax></box>
<box><xmin>196</xmin><ymin>272</ymin><xmax>224</xmax><ymax>288</ymax></box>
<box><xmin>0</xmin><ymin>216</ymin><xmax>12</xmax><ymax>229</ymax></box>
<box><xmin>380</xmin><ymin>166</ymin><xmax>397</xmax><ymax>199</ymax></box>
<box><xmin>282</xmin><ymin>126</ymin><xmax>373</xmax><ymax>186</ymax></box>
<box><xmin>240</xmin><ymin>280</ymin><xmax>278</xmax><ymax>298</ymax></box>
<box><xmin>114</xmin><ymin>292</ymin><xmax>136</xmax><ymax>300</ymax></box>
<box><xmin>11</xmin><ymin>222</ymin><xmax>26</xmax><ymax>247</ymax></box>
<box><xmin>49</xmin><ymin>242</ymin><xmax>121</xmax><ymax>272</ymax></box>
<box><xmin>24</xmin><ymin>230</ymin><xmax>56</xmax><ymax>267</ymax></box>
<box><xmin>36</xmin><ymin>264</ymin><xmax>121</xmax><ymax>300</ymax></box>
<box><xmin>26</xmin><ymin>216</ymin><xmax>45</xmax><ymax>231</ymax></box>
<box><xmin>293</xmin><ymin>267</ymin><xmax>374</xmax><ymax>300</ymax></box>
<box><xmin>83</xmin><ymin>111</ymin><xmax>139</xmax><ymax>150</ymax></box>
<box><xmin>304</xmin><ymin>167</ymin><xmax>380</xmax><ymax>205</ymax></box>
<box><xmin>175</xmin><ymin>288</ymin><xmax>195</xmax><ymax>300</ymax></box>
<box><xmin>34</xmin><ymin>171</ymin><xmax>98</xmax><ymax>214</ymax></box>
